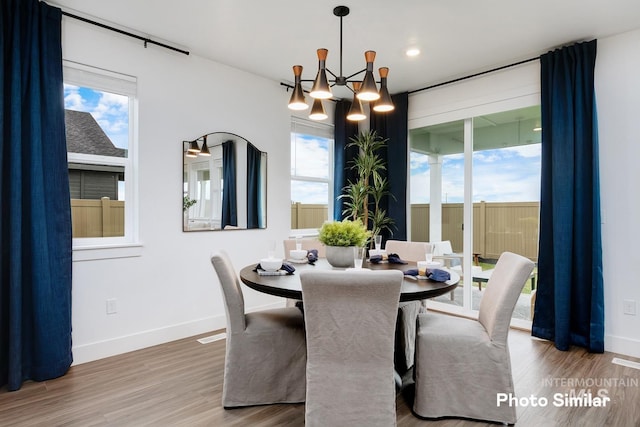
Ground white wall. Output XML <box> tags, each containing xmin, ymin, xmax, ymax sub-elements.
<box><xmin>595</xmin><ymin>28</ymin><xmax>640</xmax><ymax>358</ymax></box>
<box><xmin>409</xmin><ymin>61</ymin><xmax>541</xmax><ymax>129</ymax></box>
<box><xmin>409</xmin><ymin>30</ymin><xmax>640</xmax><ymax>358</ymax></box>
<box><xmin>61</xmin><ymin>18</ymin><xmax>293</xmax><ymax>364</ymax></box>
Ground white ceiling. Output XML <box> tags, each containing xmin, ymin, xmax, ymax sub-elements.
<box><xmin>50</xmin><ymin>0</ymin><xmax>640</xmax><ymax>98</ymax></box>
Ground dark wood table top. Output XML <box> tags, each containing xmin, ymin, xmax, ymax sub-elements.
<box><xmin>239</xmin><ymin>258</ymin><xmax>460</xmax><ymax>302</ymax></box>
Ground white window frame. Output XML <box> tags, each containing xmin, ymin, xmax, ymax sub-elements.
<box><xmin>290</xmin><ymin>118</ymin><xmax>334</xmax><ymax>236</ymax></box>
<box><xmin>63</xmin><ymin>61</ymin><xmax>141</xmax><ymax>260</ymax></box>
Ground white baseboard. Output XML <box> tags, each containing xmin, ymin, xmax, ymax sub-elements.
<box><xmin>605</xmin><ymin>334</ymin><xmax>640</xmax><ymax>359</ymax></box>
<box><xmin>72</xmin><ymin>301</ymin><xmax>283</xmax><ymax>365</ymax></box>
<box><xmin>69</xmin><ymin>305</ymin><xmax>640</xmax><ymax>364</ymax></box>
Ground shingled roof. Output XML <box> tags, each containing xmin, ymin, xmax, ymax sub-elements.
<box><xmin>65</xmin><ymin>109</ymin><xmax>126</xmax><ymax>157</ymax></box>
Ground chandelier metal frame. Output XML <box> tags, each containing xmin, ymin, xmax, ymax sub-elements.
<box><xmin>286</xmin><ymin>5</ymin><xmax>394</xmax><ymax>121</ymax></box>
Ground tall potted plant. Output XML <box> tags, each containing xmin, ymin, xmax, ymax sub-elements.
<box><xmin>339</xmin><ymin>130</ymin><xmax>394</xmax><ymax>240</ymax></box>
<box><xmin>318</xmin><ymin>219</ymin><xmax>370</xmax><ymax>268</ymax></box>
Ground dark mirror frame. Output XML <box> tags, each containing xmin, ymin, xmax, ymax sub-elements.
<box><xmin>183</xmin><ymin>132</ymin><xmax>267</xmax><ymax>231</ymax></box>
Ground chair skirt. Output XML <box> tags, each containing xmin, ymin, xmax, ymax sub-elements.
<box><xmin>413</xmin><ymin>312</ymin><xmax>517</xmax><ymax>424</ymax></box>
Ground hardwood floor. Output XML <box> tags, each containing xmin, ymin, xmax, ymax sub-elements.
<box><xmin>1</xmin><ymin>326</ymin><xmax>639</xmax><ymax>426</ymax></box>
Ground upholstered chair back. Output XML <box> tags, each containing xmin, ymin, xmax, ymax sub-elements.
<box><xmin>211</xmin><ymin>251</ymin><xmax>246</xmax><ymax>334</ymax></box>
<box><xmin>384</xmin><ymin>240</ymin><xmax>430</xmax><ymax>262</ymax></box>
<box><xmin>431</xmin><ymin>240</ymin><xmax>454</xmax><ymax>256</ymax></box>
<box><xmin>478</xmin><ymin>251</ymin><xmax>535</xmax><ymax>343</ymax></box>
<box><xmin>283</xmin><ymin>237</ymin><xmax>326</xmax><ymax>258</ymax></box>
<box><xmin>210</xmin><ymin>251</ymin><xmax>306</xmax><ymax>408</ymax></box>
<box><xmin>301</xmin><ymin>270</ymin><xmax>403</xmax><ymax>427</ymax></box>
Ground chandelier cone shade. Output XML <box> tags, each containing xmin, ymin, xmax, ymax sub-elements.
<box><xmin>309</xmin><ymin>49</ymin><xmax>332</xmax><ymax>99</ymax></box>
<box><xmin>309</xmin><ymin>98</ymin><xmax>328</xmax><ymax>121</ymax></box>
<box><xmin>187</xmin><ymin>140</ymin><xmax>200</xmax><ymax>154</ymax></box>
<box><xmin>199</xmin><ymin>135</ymin><xmax>211</xmax><ymax>156</ymax></box>
<box><xmin>288</xmin><ymin>65</ymin><xmax>309</xmax><ymax>110</ymax></box>
<box><xmin>185</xmin><ymin>146</ymin><xmax>197</xmax><ymax>158</ymax></box>
<box><xmin>373</xmin><ymin>67</ymin><xmax>395</xmax><ymax>112</ymax></box>
<box><xmin>356</xmin><ymin>51</ymin><xmax>380</xmax><ymax>101</ymax></box>
<box><xmin>346</xmin><ymin>82</ymin><xmax>366</xmax><ymax>121</ymax></box>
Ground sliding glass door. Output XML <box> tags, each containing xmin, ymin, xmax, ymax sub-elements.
<box><xmin>410</xmin><ymin>106</ymin><xmax>541</xmax><ymax>323</ymax></box>
<box><xmin>410</xmin><ymin>119</ymin><xmax>469</xmax><ymax>309</ymax></box>
<box><xmin>470</xmin><ymin>106</ymin><xmax>541</xmax><ymax>320</ymax></box>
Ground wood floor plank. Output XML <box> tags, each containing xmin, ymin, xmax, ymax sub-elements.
<box><xmin>1</xmin><ymin>326</ymin><xmax>639</xmax><ymax>426</ymax></box>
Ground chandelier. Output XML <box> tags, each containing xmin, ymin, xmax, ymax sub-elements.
<box><xmin>287</xmin><ymin>5</ymin><xmax>394</xmax><ymax>121</ymax></box>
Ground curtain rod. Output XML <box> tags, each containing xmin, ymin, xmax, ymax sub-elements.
<box><xmin>408</xmin><ymin>56</ymin><xmax>538</xmax><ymax>94</ymax></box>
<box><xmin>283</xmin><ymin>56</ymin><xmax>539</xmax><ymax>97</ymax></box>
<box><xmin>61</xmin><ymin>11</ymin><xmax>190</xmax><ymax>56</ymax></box>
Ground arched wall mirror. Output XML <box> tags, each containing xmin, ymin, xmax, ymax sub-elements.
<box><xmin>183</xmin><ymin>132</ymin><xmax>267</xmax><ymax>231</ymax></box>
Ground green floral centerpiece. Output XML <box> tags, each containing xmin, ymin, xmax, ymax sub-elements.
<box><xmin>318</xmin><ymin>219</ymin><xmax>370</xmax><ymax>267</ymax></box>
<box><xmin>318</xmin><ymin>219</ymin><xmax>370</xmax><ymax>246</ymax></box>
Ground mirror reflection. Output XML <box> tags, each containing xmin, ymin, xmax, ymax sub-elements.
<box><xmin>183</xmin><ymin>132</ymin><xmax>266</xmax><ymax>231</ymax></box>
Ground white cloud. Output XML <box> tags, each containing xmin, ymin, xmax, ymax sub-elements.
<box><xmin>91</xmin><ymin>92</ymin><xmax>129</xmax><ymax>137</ymax></box>
<box><xmin>410</xmin><ymin>151</ymin><xmax>430</xmax><ymax>170</ymax></box>
<box><xmin>63</xmin><ymin>85</ymin><xmax>86</xmax><ymax>110</ymax></box>
<box><xmin>410</xmin><ymin>169</ymin><xmax>430</xmax><ymax>203</ymax></box>
<box><xmin>64</xmin><ymin>85</ymin><xmax>130</xmax><ymax>149</ymax></box>
<box><xmin>473</xmin><ymin>151</ymin><xmax>503</xmax><ymax>163</ymax></box>
<box><xmin>291</xmin><ymin>181</ymin><xmax>328</xmax><ymax>204</ymax></box>
<box><xmin>506</xmin><ymin>144</ymin><xmax>541</xmax><ymax>158</ymax></box>
<box><xmin>472</xmin><ymin>167</ymin><xmax>540</xmax><ymax>202</ymax></box>
<box><xmin>291</xmin><ymin>135</ymin><xmax>329</xmax><ymax>179</ymax></box>
<box><xmin>410</xmin><ymin>147</ymin><xmax>541</xmax><ymax>203</ymax></box>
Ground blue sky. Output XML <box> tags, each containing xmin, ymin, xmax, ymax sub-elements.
<box><xmin>410</xmin><ymin>144</ymin><xmax>541</xmax><ymax>203</ymax></box>
<box><xmin>291</xmin><ymin>133</ymin><xmax>330</xmax><ymax>204</ymax></box>
<box><xmin>291</xmin><ymin>134</ymin><xmax>541</xmax><ymax>204</ymax></box>
<box><xmin>63</xmin><ymin>84</ymin><xmax>129</xmax><ymax>150</ymax></box>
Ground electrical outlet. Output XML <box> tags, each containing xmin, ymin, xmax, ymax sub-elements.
<box><xmin>106</xmin><ymin>298</ymin><xmax>117</xmax><ymax>315</ymax></box>
<box><xmin>623</xmin><ymin>299</ymin><xmax>636</xmax><ymax>316</ymax></box>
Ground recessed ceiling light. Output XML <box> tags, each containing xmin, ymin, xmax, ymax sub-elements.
<box><xmin>406</xmin><ymin>48</ymin><xmax>420</xmax><ymax>57</ymax></box>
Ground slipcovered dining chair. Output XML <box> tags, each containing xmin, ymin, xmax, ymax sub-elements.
<box><xmin>210</xmin><ymin>251</ymin><xmax>306</xmax><ymax>408</ymax></box>
<box><xmin>413</xmin><ymin>251</ymin><xmax>535</xmax><ymax>424</ymax></box>
<box><xmin>382</xmin><ymin>239</ymin><xmax>431</xmax><ymax>373</ymax></box>
<box><xmin>384</xmin><ymin>239</ymin><xmax>431</xmax><ymax>262</ymax></box>
<box><xmin>300</xmin><ymin>270</ymin><xmax>403</xmax><ymax>427</ymax></box>
<box><xmin>283</xmin><ymin>237</ymin><xmax>326</xmax><ymax>258</ymax></box>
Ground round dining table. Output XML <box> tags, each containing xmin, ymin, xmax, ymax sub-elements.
<box><xmin>239</xmin><ymin>258</ymin><xmax>460</xmax><ymax>302</ymax></box>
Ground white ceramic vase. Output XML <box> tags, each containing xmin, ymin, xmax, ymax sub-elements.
<box><xmin>325</xmin><ymin>246</ymin><xmax>355</xmax><ymax>268</ymax></box>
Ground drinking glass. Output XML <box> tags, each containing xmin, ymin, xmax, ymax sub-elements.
<box><xmin>417</xmin><ymin>261</ymin><xmax>428</xmax><ymax>276</ymax></box>
<box><xmin>425</xmin><ymin>243</ymin><xmax>434</xmax><ymax>263</ymax></box>
<box><xmin>374</xmin><ymin>235</ymin><xmax>382</xmax><ymax>251</ymax></box>
<box><xmin>267</xmin><ymin>240</ymin><xmax>276</xmax><ymax>259</ymax></box>
<box><xmin>353</xmin><ymin>246</ymin><xmax>366</xmax><ymax>269</ymax></box>
<box><xmin>295</xmin><ymin>235</ymin><xmax>302</xmax><ymax>251</ymax></box>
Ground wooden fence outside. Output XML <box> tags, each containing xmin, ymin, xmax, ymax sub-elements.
<box><xmin>71</xmin><ymin>197</ymin><xmax>124</xmax><ymax>238</ymax></box>
<box><xmin>291</xmin><ymin>201</ymin><xmax>539</xmax><ymax>261</ymax></box>
<box><xmin>411</xmin><ymin>202</ymin><xmax>539</xmax><ymax>261</ymax></box>
<box><xmin>290</xmin><ymin>203</ymin><xmax>328</xmax><ymax>230</ymax></box>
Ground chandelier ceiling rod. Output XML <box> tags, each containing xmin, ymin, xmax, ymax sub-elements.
<box><xmin>338</xmin><ymin>6</ymin><xmax>345</xmax><ymax>83</ymax></box>
<box><xmin>304</xmin><ymin>6</ymin><xmax>366</xmax><ymax>90</ymax></box>
<box><xmin>331</xmin><ymin>6</ymin><xmax>363</xmax><ymax>88</ymax></box>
